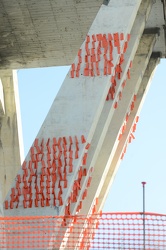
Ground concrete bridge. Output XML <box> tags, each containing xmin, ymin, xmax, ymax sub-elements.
<box><xmin>0</xmin><ymin>0</ymin><xmax>166</xmax><ymax>248</ymax></box>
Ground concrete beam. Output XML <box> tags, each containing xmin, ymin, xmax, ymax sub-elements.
<box><xmin>98</xmin><ymin>56</ymin><xmax>160</xmax><ymax>212</ymax></box>
<box><xmin>63</xmin><ymin>32</ymin><xmax>158</xmax><ymax>250</ymax></box>
<box><xmin>68</xmin><ymin>34</ymin><xmax>158</xmax><ymax>250</ymax></box>
<box><xmin>92</xmin><ymin>33</ymin><xmax>158</xmax><ymax>211</ymax></box>
<box><xmin>72</xmin><ymin>0</ymin><xmax>154</xmax><ymax>215</ymax></box>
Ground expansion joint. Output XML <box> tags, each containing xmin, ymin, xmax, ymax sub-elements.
<box><xmin>143</xmin><ymin>27</ymin><xmax>161</xmax><ymax>36</ymax></box>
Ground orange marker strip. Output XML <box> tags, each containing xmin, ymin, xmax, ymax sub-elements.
<box><xmin>114</xmin><ymin>102</ymin><xmax>118</xmax><ymax>109</ymax></box>
<box><xmin>82</xmin><ymin>153</ymin><xmax>88</xmax><ymax>165</ymax></box>
<box><xmin>120</xmin><ymin>33</ymin><xmax>124</xmax><ymax>40</ymax></box>
<box><xmin>119</xmin><ymin>91</ymin><xmax>122</xmax><ymax>100</ymax></box>
<box><xmin>92</xmin><ymin>41</ymin><xmax>95</xmax><ymax>48</ymax></box>
<box><xmin>31</xmin><ymin>154</ymin><xmax>35</xmax><ymax>162</ymax></box>
<box><xmin>17</xmin><ymin>175</ymin><xmax>21</xmax><ymax>183</ymax></box>
<box><xmin>78</xmin><ymin>49</ymin><xmax>82</xmax><ymax>56</ymax></box>
<box><xmin>123</xmin><ymin>41</ymin><xmax>128</xmax><ymax>53</ymax></box>
<box><xmin>41</xmin><ymin>199</ymin><xmax>45</xmax><ymax>207</ymax></box>
<box><xmin>83</xmin><ymin>68</ymin><xmax>89</xmax><ymax>76</ymax></box>
<box><xmin>121</xmin><ymin>153</ymin><xmax>124</xmax><ymax>160</ymax></box>
<box><xmin>97</xmin><ymin>33</ymin><xmax>103</xmax><ymax>41</ymax></box>
<box><xmin>123</xmin><ymin>145</ymin><xmax>127</xmax><ymax>154</ymax></box>
<box><xmin>87</xmin><ymin>177</ymin><xmax>92</xmax><ymax>187</ymax></box>
<box><xmin>22</xmin><ymin>161</ymin><xmax>27</xmax><ymax>170</ymax></box>
<box><xmin>69</xmin><ymin>164</ymin><xmax>73</xmax><ymax>173</ymax></box>
<box><xmin>82</xmin><ymin>189</ymin><xmax>87</xmax><ymax>200</ymax></box>
<box><xmin>103</xmin><ymin>67</ymin><xmax>107</xmax><ymax>76</ymax></box>
<box><xmin>63</xmin><ymin>180</ymin><xmax>67</xmax><ymax>188</ymax></box>
<box><xmin>23</xmin><ymin>200</ymin><xmax>27</xmax><ymax>208</ymax></box>
<box><xmin>85</xmin><ymin>55</ymin><xmax>88</xmax><ymax>63</ymax></box>
<box><xmin>92</xmin><ymin>34</ymin><xmax>96</xmax><ymax>42</ymax></box>
<box><xmin>128</xmin><ymin>135</ymin><xmax>132</xmax><ymax>143</ymax></box>
<box><xmin>53</xmin><ymin>137</ymin><xmax>57</xmax><ymax>145</ymax></box>
<box><xmin>5</xmin><ymin>200</ymin><xmax>8</xmax><ymax>209</ymax></box>
<box><xmin>127</xmin><ymin>34</ymin><xmax>131</xmax><ymax>41</ymax></box>
<box><xmin>118</xmin><ymin>133</ymin><xmax>122</xmax><ymax>141</ymax></box>
<box><xmin>30</xmin><ymin>147</ymin><xmax>35</xmax><ymax>156</ymax></box>
<box><xmin>83</xmin><ymin>168</ymin><xmax>87</xmax><ymax>176</ymax></box>
<box><xmin>47</xmin><ymin>153</ymin><xmax>51</xmax><ymax>161</ymax></box>
<box><xmin>75</xmin><ymin>150</ymin><xmax>78</xmax><ymax>159</ymax></box>
<box><xmin>97</xmin><ymin>53</ymin><xmax>101</xmax><ymax>62</ymax></box>
<box><xmin>85</xmin><ymin>143</ymin><xmax>90</xmax><ymax>150</ymax></box>
<box><xmin>17</xmin><ymin>188</ymin><xmax>21</xmax><ymax>196</ymax></box>
<box><xmin>122</xmin><ymin>80</ymin><xmax>126</xmax><ymax>89</ymax></box>
<box><xmin>59</xmin><ymin>197</ymin><xmax>63</xmax><ymax>206</ymax></box>
<box><xmin>36</xmin><ymin>145</ymin><xmax>41</xmax><ymax>154</ymax></box>
<box><xmin>130</xmin><ymin>101</ymin><xmax>134</xmax><ymax>111</ymax></box>
<box><xmin>86</xmin><ymin>35</ymin><xmax>90</xmax><ymax>43</ymax></box>
<box><xmin>78</xmin><ymin>168</ymin><xmax>83</xmax><ymax>179</ymax></box>
<box><xmin>71</xmin><ymin>63</ymin><xmax>75</xmax><ymax>71</ymax></box>
<box><xmin>81</xmin><ymin>135</ymin><xmax>86</xmax><ymax>144</ymax></box>
<box><xmin>108</xmin><ymin>33</ymin><xmax>113</xmax><ymax>41</ymax></box>
<box><xmin>77</xmin><ymin>63</ymin><xmax>81</xmax><ymax>71</ymax></box>
<box><xmin>47</xmin><ymin>145</ymin><xmax>51</xmax><ymax>154</ymax></box>
<box><xmin>46</xmin><ymin>138</ymin><xmax>50</xmax><ymax>146</ymax></box>
<box><xmin>35</xmin><ymin>199</ymin><xmax>38</xmax><ymax>207</ymax></box>
<box><xmin>76</xmin><ymin>70</ymin><xmax>79</xmax><ymax>78</ymax></box>
<box><xmin>119</xmin><ymin>54</ymin><xmax>124</xmax><ymax>64</ymax></box>
<box><xmin>113</xmin><ymin>33</ymin><xmax>120</xmax><ymax>47</ymax></box>
<box><xmin>132</xmin><ymin>123</ymin><xmax>137</xmax><ymax>132</ymax></box>
<box><xmin>136</xmin><ymin>116</ymin><xmax>139</xmax><ymax>123</ymax></box>
<box><xmin>130</xmin><ymin>133</ymin><xmax>135</xmax><ymax>140</ymax></box>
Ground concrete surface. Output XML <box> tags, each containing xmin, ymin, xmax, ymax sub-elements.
<box><xmin>0</xmin><ymin>0</ymin><xmax>165</xmax><ymax>249</ymax></box>
<box><xmin>0</xmin><ymin>0</ymin><xmax>103</xmax><ymax>69</ymax></box>
<box><xmin>0</xmin><ymin>0</ymin><xmax>165</xmax><ymax>70</ymax></box>
<box><xmin>0</xmin><ymin>70</ymin><xmax>24</xmax><ymax>200</ymax></box>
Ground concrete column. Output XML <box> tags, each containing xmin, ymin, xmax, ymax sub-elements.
<box><xmin>0</xmin><ymin>70</ymin><xmax>24</xmax><ymax>200</ymax></box>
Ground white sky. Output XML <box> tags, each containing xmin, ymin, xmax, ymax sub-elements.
<box><xmin>18</xmin><ymin>59</ymin><xmax>166</xmax><ymax>214</ymax></box>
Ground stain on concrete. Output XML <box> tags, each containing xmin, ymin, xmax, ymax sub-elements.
<box><xmin>103</xmin><ymin>0</ymin><xmax>110</xmax><ymax>6</ymax></box>
<box><xmin>7</xmin><ymin>116</ymin><xmax>10</xmax><ymax>127</ymax></box>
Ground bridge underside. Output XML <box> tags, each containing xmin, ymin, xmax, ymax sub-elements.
<box><xmin>0</xmin><ymin>0</ymin><xmax>103</xmax><ymax>69</ymax></box>
<box><xmin>0</xmin><ymin>0</ymin><xmax>165</xmax><ymax>69</ymax></box>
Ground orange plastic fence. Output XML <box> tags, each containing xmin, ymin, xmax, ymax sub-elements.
<box><xmin>1</xmin><ymin>212</ymin><xmax>166</xmax><ymax>249</ymax></box>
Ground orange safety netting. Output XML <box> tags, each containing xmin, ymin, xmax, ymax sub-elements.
<box><xmin>1</xmin><ymin>212</ymin><xmax>166</xmax><ymax>249</ymax></box>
